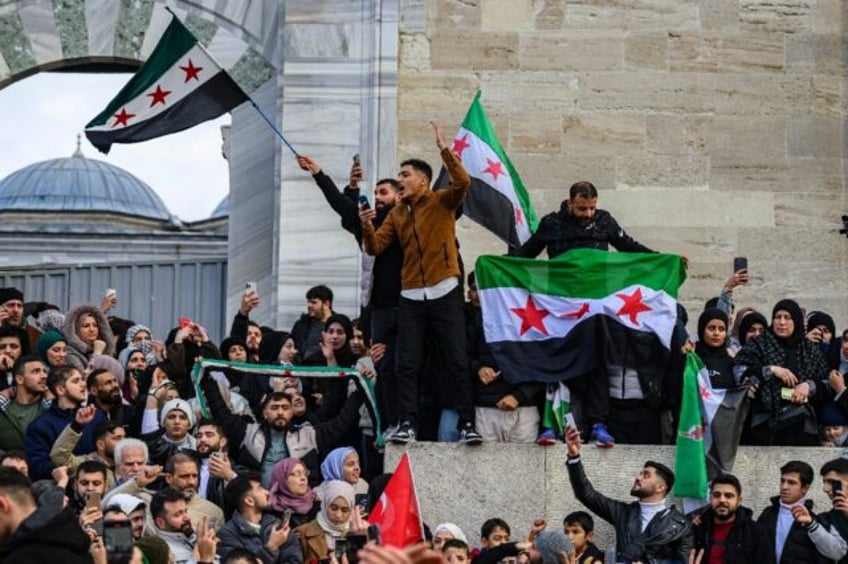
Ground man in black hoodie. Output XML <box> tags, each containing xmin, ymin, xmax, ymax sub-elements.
<box><xmin>0</xmin><ymin>466</ymin><xmax>91</xmax><ymax>561</ymax></box>
<box><xmin>692</xmin><ymin>473</ymin><xmax>774</xmax><ymax>563</ymax></box>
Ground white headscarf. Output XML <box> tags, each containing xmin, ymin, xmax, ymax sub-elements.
<box><xmin>316</xmin><ymin>480</ymin><xmax>356</xmax><ymax>539</ymax></box>
<box><xmin>434</xmin><ymin>522</ymin><xmax>468</xmax><ymax>544</ymax></box>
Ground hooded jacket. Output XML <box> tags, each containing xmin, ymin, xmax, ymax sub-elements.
<box><xmin>61</xmin><ymin>304</ymin><xmax>116</xmax><ymax>367</ymax></box>
<box><xmin>0</xmin><ymin>505</ymin><xmax>92</xmax><ymax>562</ymax></box>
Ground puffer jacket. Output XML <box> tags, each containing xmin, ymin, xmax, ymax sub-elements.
<box><xmin>566</xmin><ymin>457</ymin><xmax>692</xmax><ymax>563</ymax></box>
<box><xmin>61</xmin><ymin>303</ymin><xmax>116</xmax><ymax>367</ymax></box>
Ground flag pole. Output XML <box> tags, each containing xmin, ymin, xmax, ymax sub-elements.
<box><xmin>163</xmin><ymin>7</ymin><xmax>299</xmax><ymax>156</ymax></box>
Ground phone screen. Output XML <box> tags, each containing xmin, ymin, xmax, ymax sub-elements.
<box><xmin>733</xmin><ymin>257</ymin><xmax>748</xmax><ymax>273</ymax></box>
<box><xmin>358</xmin><ymin>195</ymin><xmax>370</xmax><ymax>210</ymax></box>
<box><xmin>335</xmin><ymin>538</ymin><xmax>348</xmax><ymax>560</ymax></box>
<box><xmin>103</xmin><ymin>520</ymin><xmax>134</xmax><ymax>555</ymax></box>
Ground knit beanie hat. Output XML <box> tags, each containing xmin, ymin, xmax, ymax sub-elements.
<box><xmin>34</xmin><ymin>329</ymin><xmax>66</xmax><ymax>361</ymax></box>
<box><xmin>134</xmin><ymin>535</ymin><xmax>171</xmax><ymax>564</ymax></box>
<box><xmin>534</xmin><ymin>530</ymin><xmax>573</xmax><ymax>564</ymax></box>
<box><xmin>159</xmin><ymin>398</ymin><xmax>195</xmax><ymax>428</ymax></box>
<box><xmin>0</xmin><ymin>287</ymin><xmax>23</xmax><ymax>305</ymax></box>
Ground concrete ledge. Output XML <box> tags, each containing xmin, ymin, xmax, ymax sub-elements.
<box><xmin>385</xmin><ymin>443</ymin><xmax>843</xmax><ymax>547</ymax></box>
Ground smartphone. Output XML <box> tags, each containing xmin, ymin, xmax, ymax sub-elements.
<box><xmin>353</xmin><ymin>153</ymin><xmax>360</xmax><ymax>165</ymax></box>
<box><xmin>834</xmin><ymin>480</ymin><xmax>843</xmax><ymax>494</ymax></box>
<box><xmin>346</xmin><ymin>534</ymin><xmax>368</xmax><ymax>564</ymax></box>
<box><xmin>354</xmin><ymin>493</ymin><xmax>369</xmax><ymax>516</ymax></box>
<box><xmin>358</xmin><ymin>195</ymin><xmax>371</xmax><ymax>210</ymax></box>
<box><xmin>105</xmin><ymin>288</ymin><xmax>117</xmax><ymax>299</ymax></box>
<box><xmin>565</xmin><ymin>412</ymin><xmax>577</xmax><ymax>431</ymax></box>
<box><xmin>211</xmin><ymin>450</ymin><xmax>226</xmax><ymax>459</ymax></box>
<box><xmin>733</xmin><ymin>256</ymin><xmax>748</xmax><ymax>273</ymax></box>
<box><xmin>281</xmin><ymin>509</ymin><xmax>292</xmax><ymax>527</ymax></box>
<box><xmin>103</xmin><ymin>519</ymin><xmax>134</xmax><ymax>555</ymax></box>
<box><xmin>179</xmin><ymin>317</ymin><xmax>192</xmax><ymax>329</ymax></box>
<box><xmin>245</xmin><ymin>281</ymin><xmax>257</xmax><ymax>292</ymax></box>
<box><xmin>367</xmin><ymin>523</ymin><xmax>381</xmax><ymax>545</ymax></box>
<box><xmin>335</xmin><ymin>538</ymin><xmax>348</xmax><ymax>561</ymax></box>
<box><xmin>85</xmin><ymin>491</ymin><xmax>101</xmax><ymax>508</ymax></box>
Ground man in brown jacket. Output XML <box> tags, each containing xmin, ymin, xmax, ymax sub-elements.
<box><xmin>361</xmin><ymin>121</ymin><xmax>481</xmax><ymax>445</ymax></box>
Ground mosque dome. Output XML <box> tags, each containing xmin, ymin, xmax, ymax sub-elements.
<box><xmin>0</xmin><ymin>141</ymin><xmax>172</xmax><ymax>222</ymax></box>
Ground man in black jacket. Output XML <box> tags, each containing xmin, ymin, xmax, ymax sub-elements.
<box><xmin>564</xmin><ymin>425</ymin><xmax>692</xmax><ymax>562</ymax></box>
<box><xmin>757</xmin><ymin>460</ymin><xmax>847</xmax><ymax>564</ymax></box>
<box><xmin>691</xmin><ymin>473</ymin><xmax>774</xmax><ymax>563</ymax></box>
<box><xmin>297</xmin><ymin>154</ymin><xmax>405</xmax><ymax>434</ymax></box>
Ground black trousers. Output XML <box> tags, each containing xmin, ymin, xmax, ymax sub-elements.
<box><xmin>371</xmin><ymin>306</ymin><xmax>399</xmax><ymax>425</ymax></box>
<box><xmin>608</xmin><ymin>398</ymin><xmax>662</xmax><ymax>444</ymax></box>
<box><xmin>396</xmin><ymin>285</ymin><xmax>474</xmax><ymax>426</ymax></box>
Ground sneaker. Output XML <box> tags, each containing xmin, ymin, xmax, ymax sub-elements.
<box><xmin>536</xmin><ymin>428</ymin><xmax>557</xmax><ymax>446</ymax></box>
<box><xmin>381</xmin><ymin>423</ymin><xmax>399</xmax><ymax>442</ymax></box>
<box><xmin>390</xmin><ymin>421</ymin><xmax>415</xmax><ymax>444</ymax></box>
<box><xmin>590</xmin><ymin>423</ymin><xmax>615</xmax><ymax>448</ymax></box>
<box><xmin>458</xmin><ymin>422</ymin><xmax>483</xmax><ymax>445</ymax></box>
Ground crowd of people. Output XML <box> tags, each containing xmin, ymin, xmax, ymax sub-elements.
<box><xmin>0</xmin><ymin>122</ymin><xmax>846</xmax><ymax>563</ymax></box>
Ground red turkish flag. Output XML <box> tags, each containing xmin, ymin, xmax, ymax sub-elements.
<box><xmin>367</xmin><ymin>452</ymin><xmax>424</xmax><ymax>547</ymax></box>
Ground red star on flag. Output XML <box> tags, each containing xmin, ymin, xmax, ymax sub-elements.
<box><xmin>180</xmin><ymin>59</ymin><xmax>203</xmax><ymax>82</ymax></box>
<box><xmin>112</xmin><ymin>108</ymin><xmax>135</xmax><ymax>127</ymax></box>
<box><xmin>483</xmin><ymin>158</ymin><xmax>505</xmax><ymax>181</ymax></box>
<box><xmin>147</xmin><ymin>85</ymin><xmax>172</xmax><ymax>107</ymax></box>
<box><xmin>616</xmin><ymin>288</ymin><xmax>653</xmax><ymax>325</ymax></box>
<box><xmin>561</xmin><ymin>302</ymin><xmax>590</xmax><ymax>320</ymax></box>
<box><xmin>515</xmin><ymin>206</ymin><xmax>524</xmax><ymax>226</ymax></box>
<box><xmin>451</xmin><ymin>134</ymin><xmax>471</xmax><ymax>158</ymax></box>
<box><xmin>699</xmin><ymin>385</ymin><xmax>711</xmax><ymax>400</ymax></box>
<box><xmin>510</xmin><ymin>295</ymin><xmax>550</xmax><ymax>336</ymax></box>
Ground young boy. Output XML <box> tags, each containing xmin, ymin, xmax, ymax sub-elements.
<box><xmin>480</xmin><ymin>518</ymin><xmax>511</xmax><ymax>548</ymax></box>
<box><xmin>443</xmin><ymin>539</ymin><xmax>471</xmax><ymax>564</ymax></box>
<box><xmin>562</xmin><ymin>511</ymin><xmax>604</xmax><ymax>564</ymax></box>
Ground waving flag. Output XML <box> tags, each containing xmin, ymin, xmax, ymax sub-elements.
<box><xmin>673</xmin><ymin>352</ymin><xmax>709</xmax><ymax>500</ymax></box>
<box><xmin>436</xmin><ymin>91</ymin><xmax>538</xmax><ymax>248</ymax></box>
<box><xmin>475</xmin><ymin>249</ymin><xmax>686</xmax><ymax>383</ymax></box>
<box><xmin>85</xmin><ymin>15</ymin><xmax>248</xmax><ymax>154</ymax></box>
<box><xmin>368</xmin><ymin>452</ymin><xmax>424</xmax><ymax>547</ymax></box>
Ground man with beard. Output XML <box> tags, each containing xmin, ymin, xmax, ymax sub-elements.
<box><xmin>71</xmin><ymin>459</ymin><xmax>108</xmax><ymax>533</ymax></box>
<box><xmin>86</xmin><ymin>367</ymin><xmax>135</xmax><ymax>431</ymax></box>
<box><xmin>164</xmin><ymin>452</ymin><xmax>224</xmax><ymax>531</ymax></box>
<box><xmin>298</xmin><ymin>154</ymin><xmax>404</xmax><ymax>436</ymax></box>
<box><xmin>217</xmin><ymin>473</ymin><xmax>300</xmax><ymax>562</ymax></box>
<box><xmin>25</xmin><ymin>365</ymin><xmax>106</xmax><ymax>480</ymax></box>
<box><xmin>0</xmin><ymin>327</ymin><xmax>28</xmax><ymax>390</ymax></box>
<box><xmin>151</xmin><ymin>488</ymin><xmax>219</xmax><ymax>564</ymax></box>
<box><xmin>691</xmin><ymin>474</ymin><xmax>774</xmax><ymax>563</ymax></box>
<box><xmin>195</xmin><ymin>419</ymin><xmax>239</xmax><ymax>508</ymax></box>
<box><xmin>0</xmin><ymin>287</ymin><xmax>41</xmax><ymax>351</ymax></box>
<box><xmin>49</xmin><ymin>409</ymin><xmax>125</xmax><ymax>488</ymax></box>
<box><xmin>228</xmin><ymin>289</ymin><xmax>263</xmax><ymax>364</ymax></box>
<box><xmin>0</xmin><ymin>356</ymin><xmax>50</xmax><ymax>452</ymax></box>
<box><xmin>564</xmin><ymin>425</ymin><xmax>691</xmax><ymax>561</ymax></box>
<box><xmin>202</xmin><ymin>374</ymin><xmax>364</xmax><ymax>488</ymax></box>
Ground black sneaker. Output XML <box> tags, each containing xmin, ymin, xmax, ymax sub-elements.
<box><xmin>458</xmin><ymin>422</ymin><xmax>483</xmax><ymax>445</ymax></box>
<box><xmin>390</xmin><ymin>421</ymin><xmax>415</xmax><ymax>444</ymax></box>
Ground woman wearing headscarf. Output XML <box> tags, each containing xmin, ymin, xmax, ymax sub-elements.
<box><xmin>433</xmin><ymin>523</ymin><xmax>468</xmax><ymax>550</ymax></box>
<box><xmin>736</xmin><ymin>311</ymin><xmax>768</xmax><ymax>350</ymax></box>
<box><xmin>314</xmin><ymin>446</ymin><xmax>369</xmax><ymax>499</ymax></box>
<box><xmin>34</xmin><ymin>329</ymin><xmax>70</xmax><ymax>370</ymax></box>
<box><xmin>694</xmin><ymin>308</ymin><xmax>736</xmax><ymax>389</ymax></box>
<box><xmin>734</xmin><ymin>299</ymin><xmax>829</xmax><ymax>446</ymax></box>
<box><xmin>294</xmin><ymin>480</ymin><xmax>355</xmax><ymax>562</ymax></box>
<box><xmin>62</xmin><ymin>304</ymin><xmax>116</xmax><ymax>368</ymax></box>
<box><xmin>268</xmin><ymin>457</ymin><xmax>319</xmax><ymax>528</ymax></box>
<box><xmin>302</xmin><ymin>315</ymin><xmax>359</xmax><ymax>424</ymax></box>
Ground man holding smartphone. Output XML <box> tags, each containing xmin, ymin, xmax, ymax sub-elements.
<box><xmin>820</xmin><ymin>458</ymin><xmax>848</xmax><ymax>549</ymax></box>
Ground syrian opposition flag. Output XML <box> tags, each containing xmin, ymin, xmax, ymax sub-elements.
<box><xmin>694</xmin><ymin>354</ymin><xmax>750</xmax><ymax>479</ymax></box>
<box><xmin>85</xmin><ymin>16</ymin><xmax>248</xmax><ymax>154</ymax></box>
<box><xmin>673</xmin><ymin>352</ymin><xmax>709</xmax><ymax>501</ymax></box>
<box><xmin>436</xmin><ymin>91</ymin><xmax>538</xmax><ymax>248</ymax></box>
<box><xmin>476</xmin><ymin>248</ymin><xmax>686</xmax><ymax>384</ymax></box>
<box><xmin>542</xmin><ymin>382</ymin><xmax>571</xmax><ymax>435</ymax></box>
<box><xmin>367</xmin><ymin>452</ymin><xmax>425</xmax><ymax>547</ymax></box>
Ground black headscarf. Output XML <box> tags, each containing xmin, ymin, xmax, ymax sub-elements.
<box><xmin>770</xmin><ymin>299</ymin><xmax>805</xmax><ymax>347</ymax></box>
<box><xmin>258</xmin><ymin>331</ymin><xmax>294</xmax><ymax>364</ymax></box>
<box><xmin>695</xmin><ymin>308</ymin><xmax>735</xmax><ymax>388</ymax></box>
<box><xmin>737</xmin><ymin>312</ymin><xmax>768</xmax><ymax>347</ymax></box>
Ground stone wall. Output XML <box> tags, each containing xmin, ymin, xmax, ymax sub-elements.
<box><xmin>397</xmin><ymin>0</ymin><xmax>848</xmax><ymax>329</ymax></box>
<box><xmin>385</xmin><ymin>442</ymin><xmax>844</xmax><ymax>549</ymax></box>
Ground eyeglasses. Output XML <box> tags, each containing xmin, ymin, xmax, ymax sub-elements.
<box><xmin>289</xmin><ymin>469</ymin><xmax>310</xmax><ymax>478</ymax></box>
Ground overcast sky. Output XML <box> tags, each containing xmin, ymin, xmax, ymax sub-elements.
<box><xmin>0</xmin><ymin>72</ymin><xmax>229</xmax><ymax>221</ymax></box>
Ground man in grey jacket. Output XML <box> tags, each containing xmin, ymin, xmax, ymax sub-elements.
<box><xmin>217</xmin><ymin>473</ymin><xmax>301</xmax><ymax>564</ymax></box>
<box><xmin>564</xmin><ymin>425</ymin><xmax>692</xmax><ymax>562</ymax></box>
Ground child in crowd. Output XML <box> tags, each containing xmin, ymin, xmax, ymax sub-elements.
<box><xmin>480</xmin><ymin>517</ymin><xmax>511</xmax><ymax>549</ymax></box>
<box><xmin>443</xmin><ymin>539</ymin><xmax>472</xmax><ymax>564</ymax></box>
<box><xmin>819</xmin><ymin>402</ymin><xmax>848</xmax><ymax>447</ymax></box>
<box><xmin>562</xmin><ymin>511</ymin><xmax>604</xmax><ymax>564</ymax></box>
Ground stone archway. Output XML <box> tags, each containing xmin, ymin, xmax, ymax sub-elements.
<box><xmin>0</xmin><ymin>0</ymin><xmax>399</xmax><ymax>330</ymax></box>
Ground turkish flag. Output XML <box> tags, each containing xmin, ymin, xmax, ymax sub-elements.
<box><xmin>367</xmin><ymin>452</ymin><xmax>424</xmax><ymax>547</ymax></box>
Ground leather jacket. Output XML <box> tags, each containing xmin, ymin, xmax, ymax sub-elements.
<box><xmin>566</xmin><ymin>457</ymin><xmax>692</xmax><ymax>563</ymax></box>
